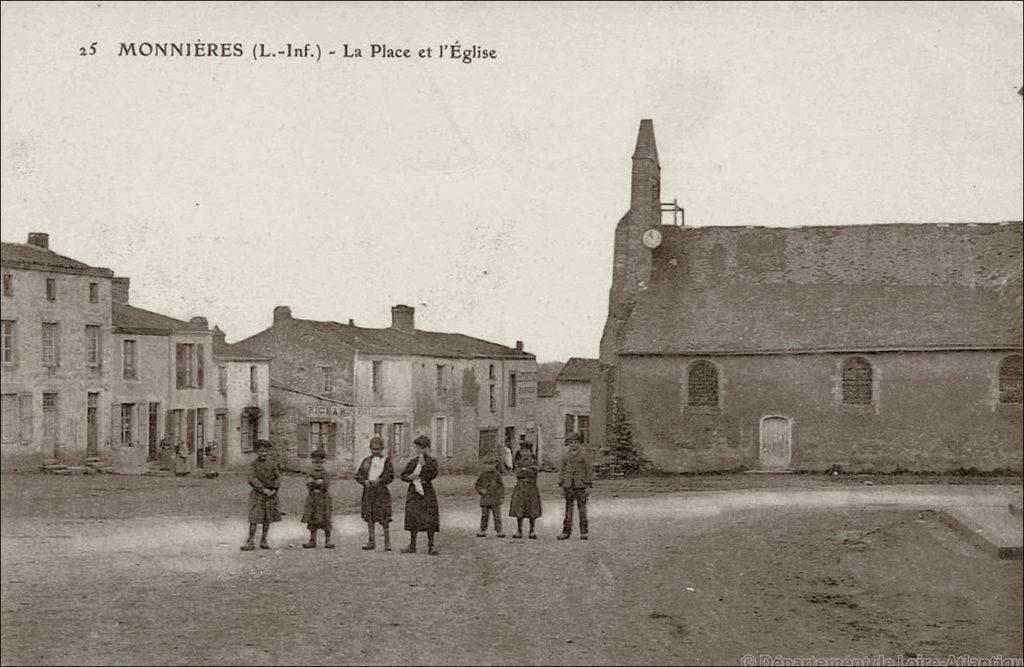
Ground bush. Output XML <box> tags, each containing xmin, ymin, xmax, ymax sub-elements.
<box><xmin>596</xmin><ymin>396</ymin><xmax>655</xmax><ymax>477</ymax></box>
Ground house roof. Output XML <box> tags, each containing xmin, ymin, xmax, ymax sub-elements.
<box><xmin>112</xmin><ymin>303</ymin><xmax>210</xmax><ymax>336</ymax></box>
<box><xmin>1</xmin><ymin>241</ymin><xmax>114</xmax><ymax>277</ymax></box>
<box><xmin>240</xmin><ymin>316</ymin><xmax>535</xmax><ymax>360</ymax></box>
<box><xmin>621</xmin><ymin>283</ymin><xmax>1022</xmax><ymax>355</ymax></box>
<box><xmin>537</xmin><ymin>380</ymin><xmax>558</xmax><ymax>398</ymax></box>
<box><xmin>213</xmin><ymin>336</ymin><xmax>270</xmax><ymax>361</ymax></box>
<box><xmin>557</xmin><ymin>357</ymin><xmax>600</xmax><ymax>382</ymax></box>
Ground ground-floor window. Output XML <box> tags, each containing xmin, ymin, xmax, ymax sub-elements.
<box><xmin>120</xmin><ymin>403</ymin><xmax>135</xmax><ymax>446</ymax></box>
<box><xmin>564</xmin><ymin>413</ymin><xmax>590</xmax><ymax>444</ymax></box>
<box><xmin>42</xmin><ymin>393</ymin><xmax>58</xmax><ymax>441</ymax></box>
<box><xmin>388</xmin><ymin>422</ymin><xmax>406</xmax><ymax>459</ymax></box>
<box><xmin>1</xmin><ymin>393</ymin><xmax>19</xmax><ymax>442</ymax></box>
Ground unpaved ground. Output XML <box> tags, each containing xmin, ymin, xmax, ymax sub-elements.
<box><xmin>1</xmin><ymin>477</ymin><xmax>1022</xmax><ymax>665</ymax></box>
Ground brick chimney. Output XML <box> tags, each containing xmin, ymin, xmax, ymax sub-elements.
<box><xmin>273</xmin><ymin>305</ymin><xmax>292</xmax><ymax>324</ymax></box>
<box><xmin>111</xmin><ymin>277</ymin><xmax>130</xmax><ymax>304</ymax></box>
<box><xmin>27</xmin><ymin>233</ymin><xmax>49</xmax><ymax>249</ymax></box>
<box><xmin>348</xmin><ymin>318</ymin><xmax>355</xmax><ymax>326</ymax></box>
<box><xmin>515</xmin><ymin>340</ymin><xmax>524</xmax><ymax>354</ymax></box>
<box><xmin>212</xmin><ymin>326</ymin><xmax>226</xmax><ymax>344</ymax></box>
<box><xmin>391</xmin><ymin>305</ymin><xmax>415</xmax><ymax>333</ymax></box>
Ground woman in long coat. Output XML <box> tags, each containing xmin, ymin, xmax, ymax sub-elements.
<box><xmin>509</xmin><ymin>442</ymin><xmax>543</xmax><ymax>539</ymax></box>
<box><xmin>400</xmin><ymin>435</ymin><xmax>440</xmax><ymax>555</ymax></box>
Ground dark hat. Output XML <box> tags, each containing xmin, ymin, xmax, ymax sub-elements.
<box><xmin>413</xmin><ymin>434</ymin><xmax>431</xmax><ymax>448</ymax></box>
<box><xmin>565</xmin><ymin>432</ymin><xmax>583</xmax><ymax>443</ymax></box>
<box><xmin>255</xmin><ymin>439</ymin><xmax>274</xmax><ymax>450</ymax></box>
<box><xmin>369</xmin><ymin>435</ymin><xmax>384</xmax><ymax>447</ymax></box>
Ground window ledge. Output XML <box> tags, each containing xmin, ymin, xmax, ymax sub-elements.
<box><xmin>683</xmin><ymin>405</ymin><xmax>722</xmax><ymax>416</ymax></box>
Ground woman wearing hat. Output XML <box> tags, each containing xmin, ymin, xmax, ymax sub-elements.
<box><xmin>399</xmin><ymin>434</ymin><xmax>440</xmax><ymax>555</ymax></box>
<box><xmin>509</xmin><ymin>440</ymin><xmax>543</xmax><ymax>539</ymax></box>
<box><xmin>241</xmin><ymin>439</ymin><xmax>282</xmax><ymax>551</ymax></box>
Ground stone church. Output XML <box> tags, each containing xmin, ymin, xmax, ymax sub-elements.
<box><xmin>592</xmin><ymin>120</ymin><xmax>1023</xmax><ymax>473</ymax></box>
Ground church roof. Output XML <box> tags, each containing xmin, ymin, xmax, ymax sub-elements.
<box><xmin>619</xmin><ymin>222</ymin><xmax>1023</xmax><ymax>355</ymax></box>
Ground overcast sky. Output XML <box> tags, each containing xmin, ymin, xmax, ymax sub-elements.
<box><xmin>2</xmin><ymin>1</ymin><xmax>1021</xmax><ymax>362</ymax></box>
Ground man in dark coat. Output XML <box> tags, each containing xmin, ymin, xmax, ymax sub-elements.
<box><xmin>400</xmin><ymin>435</ymin><xmax>440</xmax><ymax>555</ymax></box>
<box><xmin>241</xmin><ymin>439</ymin><xmax>281</xmax><ymax>551</ymax></box>
<box><xmin>474</xmin><ymin>455</ymin><xmax>505</xmax><ymax>538</ymax></box>
<box><xmin>557</xmin><ymin>431</ymin><xmax>592</xmax><ymax>540</ymax></box>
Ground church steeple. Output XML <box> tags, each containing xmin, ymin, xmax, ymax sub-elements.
<box><xmin>630</xmin><ymin>119</ymin><xmax>661</xmax><ymax>225</ymax></box>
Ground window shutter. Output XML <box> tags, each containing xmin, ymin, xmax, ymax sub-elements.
<box><xmin>54</xmin><ymin>325</ymin><xmax>61</xmax><ymax>366</ymax></box>
<box><xmin>327</xmin><ymin>422</ymin><xmax>338</xmax><ymax>458</ymax></box>
<box><xmin>165</xmin><ymin>409</ymin><xmax>174</xmax><ymax>441</ymax></box>
<box><xmin>564</xmin><ymin>413</ymin><xmax>575</xmax><ymax>437</ymax></box>
<box><xmin>196</xmin><ymin>344</ymin><xmax>205</xmax><ymax>388</ymax></box>
<box><xmin>137</xmin><ymin>404</ymin><xmax>146</xmax><ymax>448</ymax></box>
<box><xmin>296</xmin><ymin>418</ymin><xmax>309</xmax><ymax>458</ymax></box>
<box><xmin>111</xmin><ymin>403</ymin><xmax>120</xmax><ymax>446</ymax></box>
<box><xmin>19</xmin><ymin>393</ymin><xmax>33</xmax><ymax>441</ymax></box>
<box><xmin>175</xmin><ymin>344</ymin><xmax>186</xmax><ymax>389</ymax></box>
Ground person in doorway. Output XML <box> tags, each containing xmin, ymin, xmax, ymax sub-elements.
<box><xmin>509</xmin><ymin>441</ymin><xmax>543</xmax><ymax>539</ymax></box>
<box><xmin>203</xmin><ymin>440</ymin><xmax>220</xmax><ymax>479</ymax></box>
<box><xmin>400</xmin><ymin>435</ymin><xmax>440</xmax><ymax>555</ymax></box>
<box><xmin>355</xmin><ymin>436</ymin><xmax>394</xmax><ymax>551</ymax></box>
<box><xmin>502</xmin><ymin>442</ymin><xmax>514</xmax><ymax>473</ymax></box>
<box><xmin>302</xmin><ymin>449</ymin><xmax>334</xmax><ymax>549</ymax></box>
<box><xmin>474</xmin><ymin>455</ymin><xmax>505</xmax><ymax>538</ymax></box>
<box><xmin>173</xmin><ymin>437</ymin><xmax>190</xmax><ymax>476</ymax></box>
<box><xmin>557</xmin><ymin>431</ymin><xmax>592</xmax><ymax>541</ymax></box>
<box><xmin>241</xmin><ymin>439</ymin><xmax>281</xmax><ymax>551</ymax></box>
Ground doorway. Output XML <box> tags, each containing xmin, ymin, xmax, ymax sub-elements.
<box><xmin>758</xmin><ymin>416</ymin><xmax>792</xmax><ymax>470</ymax></box>
<box><xmin>148</xmin><ymin>403</ymin><xmax>159</xmax><ymax>460</ymax></box>
<box><xmin>478</xmin><ymin>428</ymin><xmax>498</xmax><ymax>459</ymax></box>
<box><xmin>86</xmin><ymin>393</ymin><xmax>98</xmax><ymax>457</ymax></box>
<box><xmin>215</xmin><ymin>412</ymin><xmax>226</xmax><ymax>468</ymax></box>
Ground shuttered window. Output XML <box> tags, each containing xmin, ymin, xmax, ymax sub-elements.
<box><xmin>841</xmin><ymin>357</ymin><xmax>873</xmax><ymax>405</ymax></box>
<box><xmin>687</xmin><ymin>360</ymin><xmax>719</xmax><ymax>407</ymax></box>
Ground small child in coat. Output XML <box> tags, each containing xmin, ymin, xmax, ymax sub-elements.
<box><xmin>509</xmin><ymin>442</ymin><xmax>543</xmax><ymax>539</ymax></box>
<box><xmin>474</xmin><ymin>455</ymin><xmax>506</xmax><ymax>538</ymax></box>
<box><xmin>301</xmin><ymin>449</ymin><xmax>334</xmax><ymax>549</ymax></box>
<box><xmin>355</xmin><ymin>435</ymin><xmax>394</xmax><ymax>551</ymax></box>
<box><xmin>241</xmin><ymin>439</ymin><xmax>282</xmax><ymax>551</ymax></box>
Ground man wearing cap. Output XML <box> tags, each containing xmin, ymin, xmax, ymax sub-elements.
<box><xmin>557</xmin><ymin>431</ymin><xmax>592</xmax><ymax>540</ymax></box>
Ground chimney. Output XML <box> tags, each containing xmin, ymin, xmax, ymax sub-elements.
<box><xmin>348</xmin><ymin>319</ymin><xmax>355</xmax><ymax>326</ymax></box>
<box><xmin>111</xmin><ymin>277</ymin><xmax>130</xmax><ymax>304</ymax></box>
<box><xmin>273</xmin><ymin>306</ymin><xmax>292</xmax><ymax>325</ymax></box>
<box><xmin>189</xmin><ymin>316</ymin><xmax>209</xmax><ymax>329</ymax></box>
<box><xmin>212</xmin><ymin>325</ymin><xmax>226</xmax><ymax>344</ymax></box>
<box><xmin>515</xmin><ymin>340</ymin><xmax>524</xmax><ymax>354</ymax></box>
<box><xmin>391</xmin><ymin>304</ymin><xmax>415</xmax><ymax>333</ymax></box>
<box><xmin>27</xmin><ymin>233</ymin><xmax>49</xmax><ymax>249</ymax></box>
<box><xmin>630</xmin><ymin>119</ymin><xmax>661</xmax><ymax>226</ymax></box>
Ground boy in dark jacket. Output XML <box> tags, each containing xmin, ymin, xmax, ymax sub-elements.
<box><xmin>474</xmin><ymin>455</ymin><xmax>506</xmax><ymax>538</ymax></box>
<box><xmin>557</xmin><ymin>431</ymin><xmax>592</xmax><ymax>540</ymax></box>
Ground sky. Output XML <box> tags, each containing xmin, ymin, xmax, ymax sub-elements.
<box><xmin>1</xmin><ymin>1</ymin><xmax>1021</xmax><ymax>362</ymax></box>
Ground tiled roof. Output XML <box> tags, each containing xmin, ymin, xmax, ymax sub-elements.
<box><xmin>214</xmin><ymin>336</ymin><xmax>270</xmax><ymax>361</ymax></box>
<box><xmin>1</xmin><ymin>242</ymin><xmax>113</xmax><ymax>277</ymax></box>
<box><xmin>621</xmin><ymin>283</ymin><xmax>1022</xmax><ymax>354</ymax></box>
<box><xmin>240</xmin><ymin>316</ymin><xmax>534</xmax><ymax>360</ymax></box>
<box><xmin>537</xmin><ymin>380</ymin><xmax>558</xmax><ymax>398</ymax></box>
<box><xmin>557</xmin><ymin>357</ymin><xmax>600</xmax><ymax>382</ymax></box>
<box><xmin>112</xmin><ymin>303</ymin><xmax>209</xmax><ymax>335</ymax></box>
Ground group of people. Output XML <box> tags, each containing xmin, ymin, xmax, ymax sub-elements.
<box><xmin>240</xmin><ymin>431</ymin><xmax>593</xmax><ymax>552</ymax></box>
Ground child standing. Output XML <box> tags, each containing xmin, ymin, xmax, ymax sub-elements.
<box><xmin>355</xmin><ymin>435</ymin><xmax>394</xmax><ymax>551</ymax></box>
<box><xmin>241</xmin><ymin>439</ymin><xmax>282</xmax><ymax>551</ymax></box>
<box><xmin>301</xmin><ymin>449</ymin><xmax>334</xmax><ymax>549</ymax></box>
<box><xmin>174</xmin><ymin>437</ymin><xmax>190</xmax><ymax>476</ymax></box>
<box><xmin>474</xmin><ymin>455</ymin><xmax>505</xmax><ymax>538</ymax></box>
<box><xmin>400</xmin><ymin>435</ymin><xmax>440</xmax><ymax>555</ymax></box>
<box><xmin>557</xmin><ymin>431</ymin><xmax>592</xmax><ymax>541</ymax></box>
<box><xmin>509</xmin><ymin>441</ymin><xmax>543</xmax><ymax>539</ymax></box>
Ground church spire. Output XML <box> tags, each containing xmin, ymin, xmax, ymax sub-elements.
<box><xmin>630</xmin><ymin>119</ymin><xmax>661</xmax><ymax>224</ymax></box>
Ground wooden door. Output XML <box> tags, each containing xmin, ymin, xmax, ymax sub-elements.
<box><xmin>215</xmin><ymin>413</ymin><xmax>226</xmax><ymax>468</ymax></box>
<box><xmin>478</xmin><ymin>428</ymin><xmax>497</xmax><ymax>459</ymax></box>
<box><xmin>148</xmin><ymin>403</ymin><xmax>159</xmax><ymax>461</ymax></box>
<box><xmin>86</xmin><ymin>393</ymin><xmax>98</xmax><ymax>457</ymax></box>
<box><xmin>759</xmin><ymin>416</ymin><xmax>792</xmax><ymax>470</ymax></box>
<box><xmin>42</xmin><ymin>393</ymin><xmax>58</xmax><ymax>458</ymax></box>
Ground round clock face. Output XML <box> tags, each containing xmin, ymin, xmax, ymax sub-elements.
<box><xmin>641</xmin><ymin>227</ymin><xmax>663</xmax><ymax>249</ymax></box>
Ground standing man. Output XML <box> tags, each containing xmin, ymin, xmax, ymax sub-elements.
<box><xmin>557</xmin><ymin>431</ymin><xmax>592</xmax><ymax>540</ymax></box>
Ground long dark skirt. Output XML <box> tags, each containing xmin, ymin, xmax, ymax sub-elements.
<box><xmin>248</xmin><ymin>489</ymin><xmax>282</xmax><ymax>524</ymax></box>
<box><xmin>404</xmin><ymin>482</ymin><xmax>440</xmax><ymax>532</ymax></box>
<box><xmin>509</xmin><ymin>481</ymin><xmax>543</xmax><ymax>519</ymax></box>
<box><xmin>361</xmin><ymin>484</ymin><xmax>392</xmax><ymax>524</ymax></box>
<box><xmin>302</xmin><ymin>490</ymin><xmax>333</xmax><ymax>529</ymax></box>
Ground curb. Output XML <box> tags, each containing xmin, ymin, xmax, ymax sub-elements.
<box><xmin>937</xmin><ymin>509</ymin><xmax>1023</xmax><ymax>560</ymax></box>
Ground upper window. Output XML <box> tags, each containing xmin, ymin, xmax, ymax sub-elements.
<box><xmin>218</xmin><ymin>366</ymin><xmax>228</xmax><ymax>394</ymax></box>
<box><xmin>321</xmin><ymin>366</ymin><xmax>332</xmax><ymax>394</ymax></box>
<box><xmin>85</xmin><ymin>325</ymin><xmax>101</xmax><ymax>366</ymax></box>
<box><xmin>45</xmin><ymin>278</ymin><xmax>56</xmax><ymax>301</ymax></box>
<box><xmin>41</xmin><ymin>322</ymin><xmax>59</xmax><ymax>367</ymax></box>
<box><xmin>1</xmin><ymin>320</ymin><xmax>15</xmax><ymax>364</ymax></box>
<box><xmin>508</xmin><ymin>372</ymin><xmax>518</xmax><ymax>407</ymax></box>
<box><xmin>687</xmin><ymin>360</ymin><xmax>719</xmax><ymax>407</ymax></box>
<box><xmin>999</xmin><ymin>355</ymin><xmax>1023</xmax><ymax>404</ymax></box>
<box><xmin>88</xmin><ymin>282</ymin><xmax>99</xmax><ymax>303</ymax></box>
<box><xmin>841</xmin><ymin>357</ymin><xmax>873</xmax><ymax>405</ymax></box>
<box><xmin>251</xmin><ymin>365</ymin><xmax>259</xmax><ymax>393</ymax></box>
<box><xmin>175</xmin><ymin>343</ymin><xmax>204</xmax><ymax>389</ymax></box>
<box><xmin>372</xmin><ymin>360</ymin><xmax>383</xmax><ymax>397</ymax></box>
<box><xmin>2</xmin><ymin>273</ymin><xmax>12</xmax><ymax>297</ymax></box>
<box><xmin>123</xmin><ymin>340</ymin><xmax>137</xmax><ymax>379</ymax></box>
